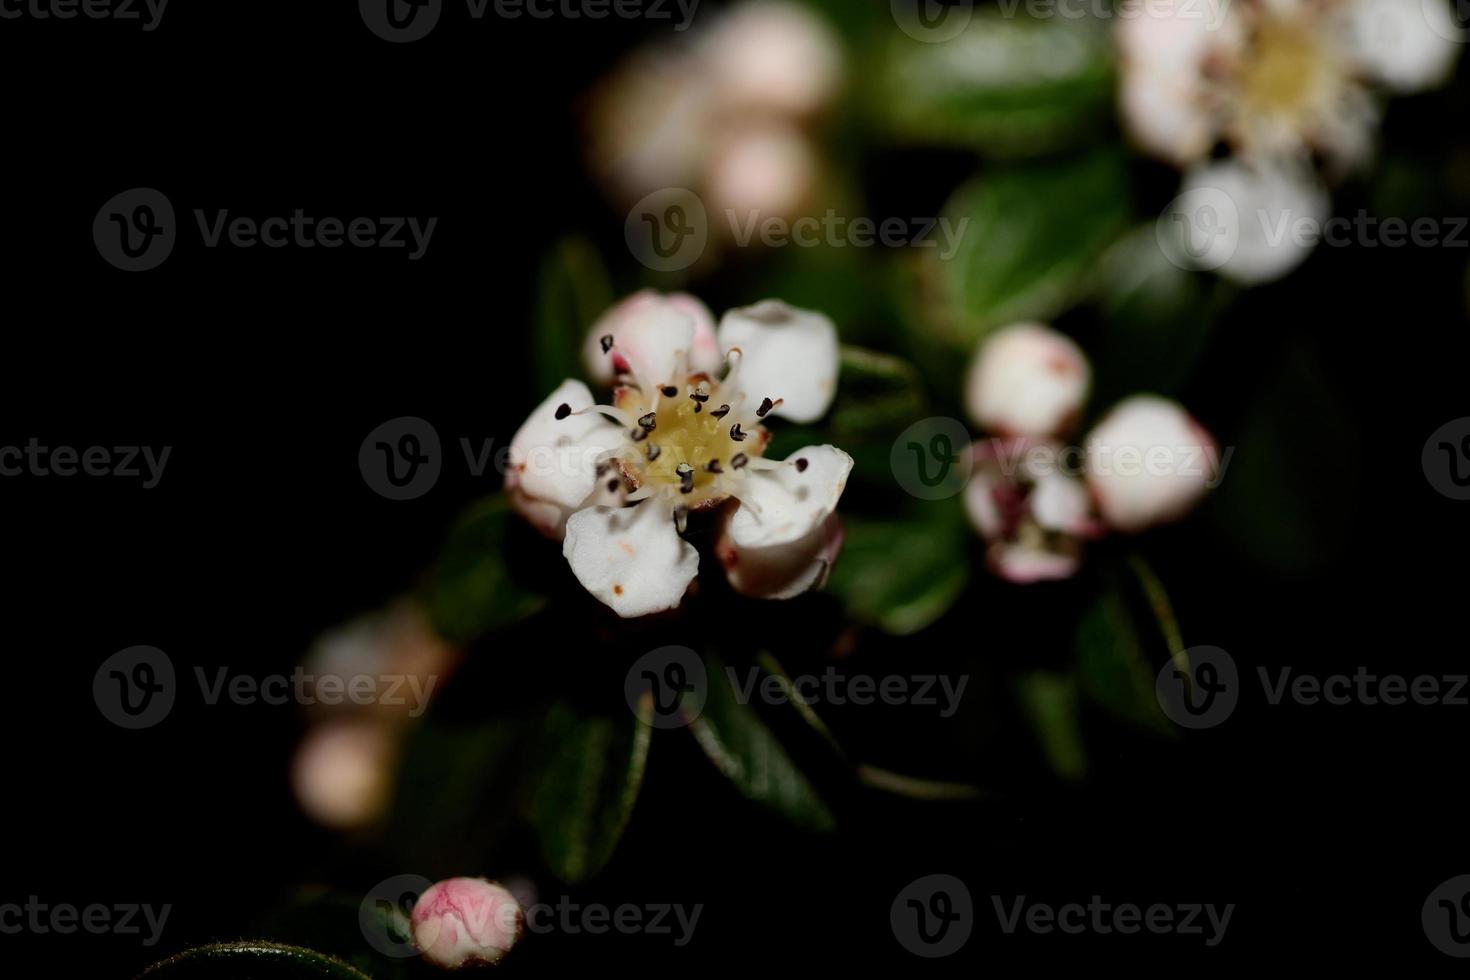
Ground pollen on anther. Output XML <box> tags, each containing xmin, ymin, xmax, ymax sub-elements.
<box><xmin>638</xmin><ymin>412</ymin><xmax>658</xmax><ymax>431</ymax></box>
<box><xmin>555</xmin><ymin>403</ymin><xmax>572</xmax><ymax>420</ymax></box>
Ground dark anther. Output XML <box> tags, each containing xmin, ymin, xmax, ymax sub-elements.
<box><xmin>729</xmin><ymin>424</ymin><xmax>748</xmax><ymax>442</ymax></box>
<box><xmin>555</xmin><ymin>403</ymin><xmax>572</xmax><ymax>420</ymax></box>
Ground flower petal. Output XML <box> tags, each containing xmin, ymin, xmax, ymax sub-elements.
<box><xmin>718</xmin><ymin>300</ymin><xmax>839</xmax><ymax>423</ymax></box>
<box><xmin>563</xmin><ymin>502</ymin><xmax>701</xmax><ymax>617</ymax></box>
<box><xmin>719</xmin><ymin>512</ymin><xmax>845</xmax><ymax>600</ymax></box>
<box><xmin>1344</xmin><ymin>0</ymin><xmax>1461</xmax><ymax>94</ymax></box>
<box><xmin>1084</xmin><ymin>395</ymin><xmax>1218</xmax><ymax>532</ymax></box>
<box><xmin>964</xmin><ymin>322</ymin><xmax>1091</xmax><ymax>439</ymax></box>
<box><xmin>583</xmin><ymin>291</ymin><xmax>719</xmax><ymax>385</ymax></box>
<box><xmin>728</xmin><ymin>445</ymin><xmax>853</xmax><ymax>549</ymax></box>
<box><xmin>1174</xmin><ymin>159</ymin><xmax>1330</xmax><ymax>286</ymax></box>
<box><xmin>508</xmin><ymin>380</ymin><xmax>627</xmax><ymax>536</ymax></box>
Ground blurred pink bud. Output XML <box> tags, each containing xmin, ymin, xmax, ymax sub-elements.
<box><xmin>702</xmin><ymin>0</ymin><xmax>843</xmax><ymax>118</ymax></box>
<box><xmin>1084</xmin><ymin>395</ymin><xmax>1218</xmax><ymax>533</ymax></box>
<box><xmin>291</xmin><ymin>720</ymin><xmax>394</xmax><ymax>831</ymax></box>
<box><xmin>965</xmin><ymin>439</ymin><xmax>1100</xmax><ymax>584</ymax></box>
<box><xmin>965</xmin><ymin>323</ymin><xmax>1091</xmax><ymax>439</ymax></box>
<box><xmin>411</xmin><ymin>877</ymin><xmax>523</xmax><ymax>970</ymax></box>
<box><xmin>704</xmin><ymin>121</ymin><xmax>818</xmax><ymax>228</ymax></box>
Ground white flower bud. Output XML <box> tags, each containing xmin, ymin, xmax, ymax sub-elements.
<box><xmin>411</xmin><ymin>877</ymin><xmax>523</xmax><ymax>970</ymax></box>
<box><xmin>1084</xmin><ymin>395</ymin><xmax>1218</xmax><ymax>532</ymax></box>
<box><xmin>965</xmin><ymin>323</ymin><xmax>1091</xmax><ymax>439</ymax></box>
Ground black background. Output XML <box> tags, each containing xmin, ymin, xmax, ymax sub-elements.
<box><xmin>1</xmin><ymin>0</ymin><xmax>1468</xmax><ymax>973</ymax></box>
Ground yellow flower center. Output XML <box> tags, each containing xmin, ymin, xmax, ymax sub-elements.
<box><xmin>614</xmin><ymin>381</ymin><xmax>768</xmax><ymax>508</ymax></box>
<box><xmin>1239</xmin><ymin>18</ymin><xmax>1334</xmax><ymax>121</ymax></box>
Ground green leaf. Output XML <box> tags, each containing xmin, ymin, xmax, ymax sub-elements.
<box><xmin>824</xmin><ymin>498</ymin><xmax>970</xmax><ymax>635</ymax></box>
<box><xmin>907</xmin><ymin>148</ymin><xmax>1131</xmax><ymax>359</ymax></box>
<box><xmin>387</xmin><ymin>715</ymin><xmax>527</xmax><ymax>878</ymax></box>
<box><xmin>829</xmin><ymin>345</ymin><xmax>927</xmax><ymax>444</ymax></box>
<box><xmin>1016</xmin><ymin>671</ymin><xmax>1087</xmax><ymax>781</ymax></box>
<box><xmin>533</xmin><ymin>235</ymin><xmax>614</xmax><ymax>393</ymax></box>
<box><xmin>872</xmin><ymin>10</ymin><xmax>1113</xmax><ymax>157</ymax></box>
<box><xmin>684</xmin><ymin>656</ymin><xmax>836</xmax><ymax>831</ymax></box>
<box><xmin>1090</xmin><ymin>225</ymin><xmax>1235</xmax><ymax>404</ymax></box>
<box><xmin>1075</xmin><ymin>555</ymin><xmax>1185</xmax><ymax>734</ymax></box>
<box><xmin>425</xmin><ymin>495</ymin><xmax>547</xmax><ymax>644</ymax></box>
<box><xmin>138</xmin><ymin>942</ymin><xmax>373</xmax><ymax>980</ymax></box>
<box><xmin>521</xmin><ymin>698</ymin><xmax>652</xmax><ymax>883</ymax></box>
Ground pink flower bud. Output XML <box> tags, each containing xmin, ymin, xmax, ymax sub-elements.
<box><xmin>965</xmin><ymin>323</ymin><xmax>1091</xmax><ymax>439</ymax></box>
<box><xmin>702</xmin><ymin>0</ymin><xmax>843</xmax><ymax>118</ymax></box>
<box><xmin>1084</xmin><ymin>395</ymin><xmax>1218</xmax><ymax>532</ymax></box>
<box><xmin>291</xmin><ymin>720</ymin><xmax>394</xmax><ymax>831</ymax></box>
<box><xmin>411</xmin><ymin>877</ymin><xmax>523</xmax><ymax>970</ymax></box>
<box><xmin>964</xmin><ymin>439</ymin><xmax>1099</xmax><ymax>584</ymax></box>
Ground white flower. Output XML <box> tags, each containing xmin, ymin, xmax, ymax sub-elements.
<box><xmin>1117</xmin><ymin>0</ymin><xmax>1459</xmax><ymax>171</ymax></box>
<box><xmin>964</xmin><ymin>323</ymin><xmax>1091</xmax><ymax>439</ymax></box>
<box><xmin>1170</xmin><ymin>156</ymin><xmax>1332</xmax><ymax>285</ymax></box>
<box><xmin>411</xmin><ymin>878</ymin><xmax>522</xmax><ymax>969</ymax></box>
<box><xmin>964</xmin><ymin>439</ymin><xmax>1100</xmax><ymax>584</ymax></box>
<box><xmin>1084</xmin><ymin>395</ymin><xmax>1219</xmax><ymax>532</ymax></box>
<box><xmin>510</xmin><ymin>296</ymin><xmax>850</xmax><ymax>618</ymax></box>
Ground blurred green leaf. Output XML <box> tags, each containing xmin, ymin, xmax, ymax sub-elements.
<box><xmin>830</xmin><ymin>345</ymin><xmax>927</xmax><ymax>443</ymax></box>
<box><xmin>685</xmin><ymin>656</ymin><xmax>836</xmax><ymax>831</ymax></box>
<box><xmin>387</xmin><ymin>715</ymin><xmax>527</xmax><ymax>878</ymax></box>
<box><xmin>138</xmin><ymin>942</ymin><xmax>372</xmax><ymax>980</ymax></box>
<box><xmin>909</xmin><ymin>148</ymin><xmax>1131</xmax><ymax>359</ymax></box>
<box><xmin>521</xmin><ymin>698</ymin><xmax>652</xmax><ymax>883</ymax></box>
<box><xmin>1075</xmin><ymin>555</ymin><xmax>1185</xmax><ymax>734</ymax></box>
<box><xmin>425</xmin><ymin>495</ymin><xmax>547</xmax><ymax>645</ymax></box>
<box><xmin>252</xmin><ymin>889</ymin><xmax>416</xmax><ymax>980</ymax></box>
<box><xmin>1016</xmin><ymin>671</ymin><xmax>1087</xmax><ymax>781</ymax></box>
<box><xmin>873</xmin><ymin>11</ymin><xmax>1113</xmax><ymax>157</ymax></box>
<box><xmin>533</xmin><ymin>235</ymin><xmax>614</xmax><ymax>393</ymax></box>
<box><xmin>1090</xmin><ymin>226</ymin><xmax>1235</xmax><ymax>404</ymax></box>
<box><xmin>825</xmin><ymin>497</ymin><xmax>970</xmax><ymax>635</ymax></box>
